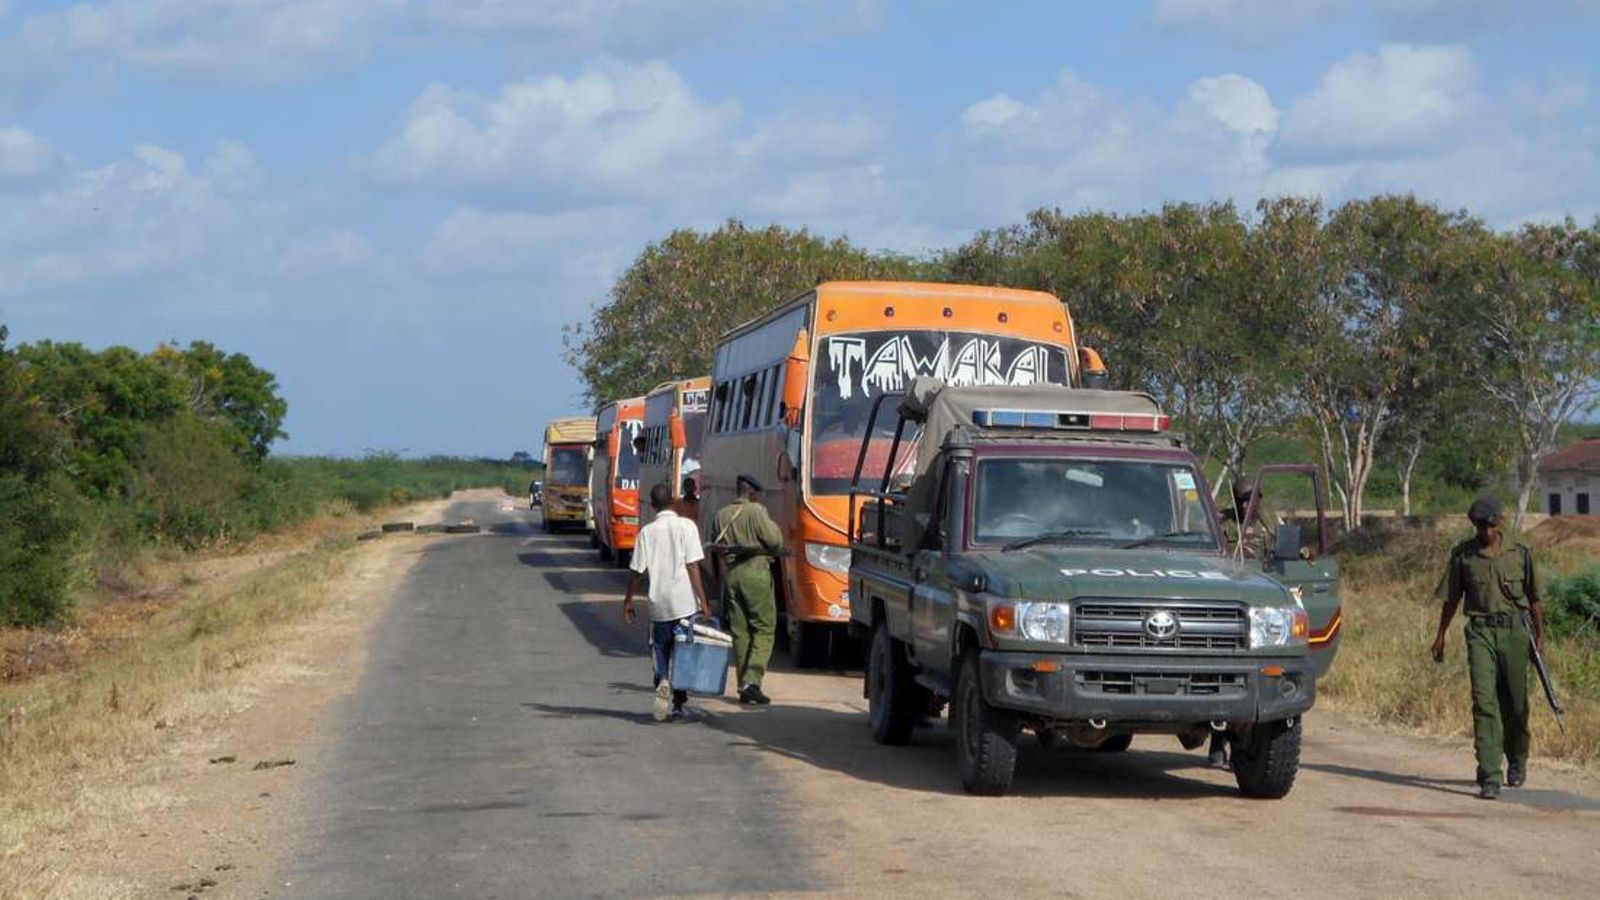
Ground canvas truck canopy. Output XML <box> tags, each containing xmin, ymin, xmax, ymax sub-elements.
<box><xmin>545</xmin><ymin>416</ymin><xmax>598</xmax><ymax>446</ymax></box>
<box><xmin>891</xmin><ymin>376</ymin><xmax>1168</xmax><ymax>550</ymax></box>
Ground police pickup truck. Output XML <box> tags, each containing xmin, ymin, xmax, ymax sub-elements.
<box><xmin>846</xmin><ymin>378</ymin><xmax>1341</xmax><ymax>797</ymax></box>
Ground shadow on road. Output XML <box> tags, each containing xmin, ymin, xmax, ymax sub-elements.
<box><xmin>556</xmin><ymin>600</ymin><xmax>646</xmax><ymax>659</ymax></box>
<box><xmin>521</xmin><ymin>689</ymin><xmax>1238</xmax><ymax>800</ymax></box>
<box><xmin>1305</xmin><ymin>762</ymin><xmax>1600</xmax><ymax>811</ymax></box>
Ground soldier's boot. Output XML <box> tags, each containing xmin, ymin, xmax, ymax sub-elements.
<box><xmin>1478</xmin><ymin>781</ymin><xmax>1500</xmax><ymax>801</ymax></box>
<box><xmin>1506</xmin><ymin>764</ymin><xmax>1526</xmax><ymax>788</ymax></box>
<box><xmin>1207</xmin><ymin>732</ymin><xmax>1229</xmax><ymax>769</ymax></box>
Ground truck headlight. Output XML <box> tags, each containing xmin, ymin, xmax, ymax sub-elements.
<box><xmin>805</xmin><ymin>542</ymin><xmax>851</xmax><ymax>573</ymax></box>
<box><xmin>1018</xmin><ymin>601</ymin><xmax>1071</xmax><ymax>644</ymax></box>
<box><xmin>1249</xmin><ymin>606</ymin><xmax>1309</xmax><ymax>648</ymax></box>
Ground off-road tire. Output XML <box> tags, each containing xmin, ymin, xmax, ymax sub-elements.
<box><xmin>867</xmin><ymin>622</ymin><xmax>917</xmax><ymax>745</ymax></box>
<box><xmin>1232</xmin><ymin>717</ymin><xmax>1302</xmax><ymax>799</ymax></box>
<box><xmin>954</xmin><ymin>650</ymin><xmax>1018</xmax><ymax>796</ymax></box>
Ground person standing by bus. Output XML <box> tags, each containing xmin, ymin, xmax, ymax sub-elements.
<box><xmin>715</xmin><ymin>475</ymin><xmax>785</xmax><ymax>704</ymax></box>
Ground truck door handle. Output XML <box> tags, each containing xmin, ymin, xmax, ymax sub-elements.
<box><xmin>1311</xmin><ymin>584</ymin><xmax>1330</xmax><ymax>594</ymax></box>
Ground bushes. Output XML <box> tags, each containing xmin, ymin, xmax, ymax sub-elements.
<box><xmin>134</xmin><ymin>414</ymin><xmax>251</xmax><ymax>548</ymax></box>
<box><xmin>1547</xmin><ymin>565</ymin><xmax>1600</xmax><ymax>638</ymax></box>
<box><xmin>0</xmin><ymin>474</ymin><xmax>78</xmax><ymax>626</ymax></box>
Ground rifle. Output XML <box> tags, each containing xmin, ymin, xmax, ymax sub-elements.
<box><xmin>1522</xmin><ymin>609</ymin><xmax>1567</xmax><ymax>737</ymax></box>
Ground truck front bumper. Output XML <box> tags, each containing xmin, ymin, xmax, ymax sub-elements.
<box><xmin>979</xmin><ymin>651</ymin><xmax>1314</xmax><ymax>725</ymax></box>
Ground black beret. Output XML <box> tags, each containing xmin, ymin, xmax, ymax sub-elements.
<box><xmin>737</xmin><ymin>474</ymin><xmax>764</xmax><ymax>492</ymax></box>
<box><xmin>1232</xmin><ymin>479</ymin><xmax>1255</xmax><ymax>501</ymax></box>
<box><xmin>1468</xmin><ymin>494</ymin><xmax>1502</xmax><ymax>525</ymax></box>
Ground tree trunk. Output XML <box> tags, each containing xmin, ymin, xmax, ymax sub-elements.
<box><xmin>1398</xmin><ymin>436</ymin><xmax>1423</xmax><ymax>518</ymax></box>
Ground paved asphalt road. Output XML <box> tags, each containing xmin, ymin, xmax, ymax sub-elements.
<box><xmin>279</xmin><ymin>496</ymin><xmax>1600</xmax><ymax>900</ymax></box>
<box><xmin>281</xmin><ymin>498</ymin><xmax>814</xmax><ymax>899</ymax></box>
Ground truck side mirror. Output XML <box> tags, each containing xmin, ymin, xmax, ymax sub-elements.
<box><xmin>782</xmin><ymin>328</ymin><xmax>810</xmax><ymax>429</ymax></box>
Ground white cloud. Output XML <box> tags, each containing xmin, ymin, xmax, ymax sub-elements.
<box><xmin>10</xmin><ymin>0</ymin><xmax>404</xmax><ymax>82</ymax></box>
<box><xmin>1279</xmin><ymin>44</ymin><xmax>1476</xmax><ymax>155</ymax></box>
<box><xmin>0</xmin><ymin>127</ymin><xmax>56</xmax><ymax>181</ymax></box>
<box><xmin>421</xmin><ymin>206</ymin><xmax>626</xmax><ymax>278</ymax></box>
<box><xmin>1150</xmin><ymin>0</ymin><xmax>1600</xmax><ymax>42</ymax></box>
<box><xmin>950</xmin><ymin>49</ymin><xmax>1599</xmax><ymax>229</ymax></box>
<box><xmin>373</xmin><ymin>61</ymin><xmax>741</xmax><ymax>197</ymax></box>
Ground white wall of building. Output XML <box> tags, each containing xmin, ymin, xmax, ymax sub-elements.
<box><xmin>1538</xmin><ymin>471</ymin><xmax>1597</xmax><ymax>516</ymax></box>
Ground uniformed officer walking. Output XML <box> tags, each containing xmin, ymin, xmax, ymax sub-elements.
<box><xmin>714</xmin><ymin>475</ymin><xmax>785</xmax><ymax>705</ymax></box>
<box><xmin>1429</xmin><ymin>494</ymin><xmax>1548</xmax><ymax>800</ymax></box>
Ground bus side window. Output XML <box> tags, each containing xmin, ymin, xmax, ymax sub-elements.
<box><xmin>740</xmin><ymin>374</ymin><xmax>759</xmax><ymax>430</ymax></box>
<box><xmin>713</xmin><ymin>382</ymin><xmax>730</xmax><ymax>433</ymax></box>
<box><xmin>753</xmin><ymin>368</ymin><xmax>771</xmax><ymax>425</ymax></box>
<box><xmin>765</xmin><ymin>363</ymin><xmax>782</xmax><ymax>424</ymax></box>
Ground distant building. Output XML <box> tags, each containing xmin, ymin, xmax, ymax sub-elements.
<box><xmin>1539</xmin><ymin>437</ymin><xmax>1600</xmax><ymax>516</ymax></box>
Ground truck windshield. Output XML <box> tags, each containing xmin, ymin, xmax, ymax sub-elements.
<box><xmin>972</xmin><ymin>457</ymin><xmax>1216</xmax><ymax>548</ymax></box>
<box><xmin>810</xmin><ymin>330</ymin><xmax>1069</xmax><ymax>495</ymax></box>
<box><xmin>548</xmin><ymin>447</ymin><xmax>587</xmax><ymax>486</ymax></box>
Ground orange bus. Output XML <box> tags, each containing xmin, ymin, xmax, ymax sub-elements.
<box><xmin>698</xmin><ymin>281</ymin><xmax>1105</xmax><ymax>666</ymax></box>
<box><xmin>591</xmin><ymin>397</ymin><xmax>646</xmax><ymax>564</ymax></box>
<box><xmin>638</xmin><ymin>376</ymin><xmax>711</xmax><ymax>525</ymax></box>
<box><xmin>542</xmin><ymin>416</ymin><xmax>597</xmax><ymax>533</ymax></box>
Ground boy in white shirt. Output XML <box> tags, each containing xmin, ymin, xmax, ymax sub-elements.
<box><xmin>622</xmin><ymin>483</ymin><xmax>711</xmax><ymax>721</ymax></box>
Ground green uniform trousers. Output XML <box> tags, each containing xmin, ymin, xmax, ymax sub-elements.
<box><xmin>1465</xmin><ymin>618</ymin><xmax>1531</xmax><ymax>786</ymax></box>
<box><xmin>726</xmin><ymin>562</ymin><xmax>777</xmax><ymax>688</ymax></box>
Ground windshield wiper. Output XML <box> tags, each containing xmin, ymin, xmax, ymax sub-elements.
<box><xmin>1117</xmin><ymin>530</ymin><xmax>1209</xmax><ymax>549</ymax></box>
<box><xmin>1002</xmin><ymin>529</ymin><xmax>1110</xmax><ymax>552</ymax></box>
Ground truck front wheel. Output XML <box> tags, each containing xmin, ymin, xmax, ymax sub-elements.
<box><xmin>867</xmin><ymin>622</ymin><xmax>917</xmax><ymax>745</ymax></box>
<box><xmin>954</xmin><ymin>651</ymin><xmax>1018</xmax><ymax>796</ymax></box>
<box><xmin>1232</xmin><ymin>717</ymin><xmax>1302</xmax><ymax>799</ymax></box>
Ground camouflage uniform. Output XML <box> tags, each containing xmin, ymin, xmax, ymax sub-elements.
<box><xmin>715</xmin><ymin>496</ymin><xmax>785</xmax><ymax>689</ymax></box>
<box><xmin>1435</xmin><ymin>536</ymin><xmax>1545</xmax><ymax>789</ymax></box>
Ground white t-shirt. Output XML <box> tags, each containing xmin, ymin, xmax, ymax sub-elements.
<box><xmin>629</xmin><ymin>510</ymin><xmax>706</xmax><ymax>622</ymax></box>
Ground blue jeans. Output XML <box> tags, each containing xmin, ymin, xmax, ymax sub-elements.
<box><xmin>651</xmin><ymin>618</ymin><xmax>693</xmax><ymax>705</ymax></box>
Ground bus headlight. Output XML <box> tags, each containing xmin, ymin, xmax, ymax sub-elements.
<box><xmin>805</xmin><ymin>542</ymin><xmax>852</xmax><ymax>573</ymax></box>
<box><xmin>1249</xmin><ymin>606</ymin><xmax>1309</xmax><ymax>648</ymax></box>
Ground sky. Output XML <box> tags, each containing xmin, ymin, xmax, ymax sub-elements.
<box><xmin>1</xmin><ymin>0</ymin><xmax>1597</xmax><ymax>457</ymax></box>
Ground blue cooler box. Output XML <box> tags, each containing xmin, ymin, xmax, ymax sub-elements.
<box><xmin>672</xmin><ymin>637</ymin><xmax>730</xmax><ymax>697</ymax></box>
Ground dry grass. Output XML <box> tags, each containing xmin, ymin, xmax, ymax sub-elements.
<box><xmin>1321</xmin><ymin>522</ymin><xmax>1600</xmax><ymax>770</ymax></box>
<box><xmin>0</xmin><ymin>534</ymin><xmax>365</xmax><ymax>898</ymax></box>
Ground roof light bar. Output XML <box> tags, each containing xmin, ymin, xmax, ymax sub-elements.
<box><xmin>972</xmin><ymin>409</ymin><xmax>1170</xmax><ymax>432</ymax></box>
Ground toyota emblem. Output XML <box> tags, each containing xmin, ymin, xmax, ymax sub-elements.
<box><xmin>1144</xmin><ymin>610</ymin><xmax>1180</xmax><ymax>640</ymax></box>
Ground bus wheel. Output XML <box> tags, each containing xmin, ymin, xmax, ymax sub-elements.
<box><xmin>788</xmin><ymin>620</ymin><xmax>829</xmax><ymax>669</ymax></box>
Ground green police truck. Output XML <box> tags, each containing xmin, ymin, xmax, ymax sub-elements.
<box><xmin>846</xmin><ymin>378</ymin><xmax>1342</xmax><ymax>798</ymax></box>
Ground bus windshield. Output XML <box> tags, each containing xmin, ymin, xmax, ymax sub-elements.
<box><xmin>616</xmin><ymin>419</ymin><xmax>642</xmax><ymax>489</ymax></box>
<box><xmin>972</xmin><ymin>457</ymin><xmax>1216</xmax><ymax>548</ymax></box>
<box><xmin>809</xmin><ymin>330</ymin><xmax>1070</xmax><ymax>495</ymax></box>
<box><xmin>548</xmin><ymin>446</ymin><xmax>588</xmax><ymax>486</ymax></box>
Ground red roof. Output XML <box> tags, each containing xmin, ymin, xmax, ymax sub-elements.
<box><xmin>1542</xmin><ymin>437</ymin><xmax>1600</xmax><ymax>473</ymax></box>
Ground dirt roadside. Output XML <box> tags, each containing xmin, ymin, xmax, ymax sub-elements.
<box><xmin>4</xmin><ymin>492</ymin><xmax>492</xmax><ymax>900</ymax></box>
<box><xmin>714</xmin><ymin>665</ymin><xmax>1600</xmax><ymax>900</ymax></box>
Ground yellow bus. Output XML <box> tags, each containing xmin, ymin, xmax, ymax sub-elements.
<box><xmin>543</xmin><ymin>416</ymin><xmax>597</xmax><ymax>533</ymax></box>
<box><xmin>699</xmin><ymin>281</ymin><xmax>1105</xmax><ymax>666</ymax></box>
<box><xmin>591</xmin><ymin>398</ymin><xmax>646</xmax><ymax>563</ymax></box>
<box><xmin>638</xmin><ymin>376</ymin><xmax>712</xmax><ymax>525</ymax></box>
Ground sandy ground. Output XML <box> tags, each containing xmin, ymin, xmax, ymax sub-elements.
<box><xmin>31</xmin><ymin>492</ymin><xmax>491</xmax><ymax>900</ymax></box>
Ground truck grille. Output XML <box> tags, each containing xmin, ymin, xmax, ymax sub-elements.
<box><xmin>1078</xmin><ymin>671</ymin><xmax>1247</xmax><ymax>696</ymax></box>
<box><xmin>1073</xmin><ymin>601</ymin><xmax>1247</xmax><ymax>651</ymax></box>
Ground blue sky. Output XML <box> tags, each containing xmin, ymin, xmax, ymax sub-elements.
<box><xmin>2</xmin><ymin>0</ymin><xmax>1597</xmax><ymax>457</ymax></box>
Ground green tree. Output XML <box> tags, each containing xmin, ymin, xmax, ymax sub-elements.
<box><xmin>564</xmin><ymin>219</ymin><xmax>928</xmax><ymax>403</ymax></box>
<box><xmin>134</xmin><ymin>413</ymin><xmax>251</xmax><ymax>547</ymax></box>
<box><xmin>1462</xmin><ymin>220</ymin><xmax>1600</xmax><ymax>527</ymax></box>
<box><xmin>1293</xmin><ymin>196</ymin><xmax>1475</xmax><ymax>528</ymax></box>
<box><xmin>156</xmin><ymin>341</ymin><xmax>289</xmax><ymax>463</ymax></box>
<box><xmin>0</xmin><ymin>325</ymin><xmax>79</xmax><ymax>625</ymax></box>
<box><xmin>15</xmin><ymin>341</ymin><xmax>187</xmax><ymax>496</ymax></box>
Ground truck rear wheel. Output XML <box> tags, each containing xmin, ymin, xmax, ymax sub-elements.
<box><xmin>954</xmin><ymin>651</ymin><xmax>1018</xmax><ymax>796</ymax></box>
<box><xmin>1232</xmin><ymin>717</ymin><xmax>1302</xmax><ymax>799</ymax></box>
<box><xmin>867</xmin><ymin>622</ymin><xmax>917</xmax><ymax>745</ymax></box>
